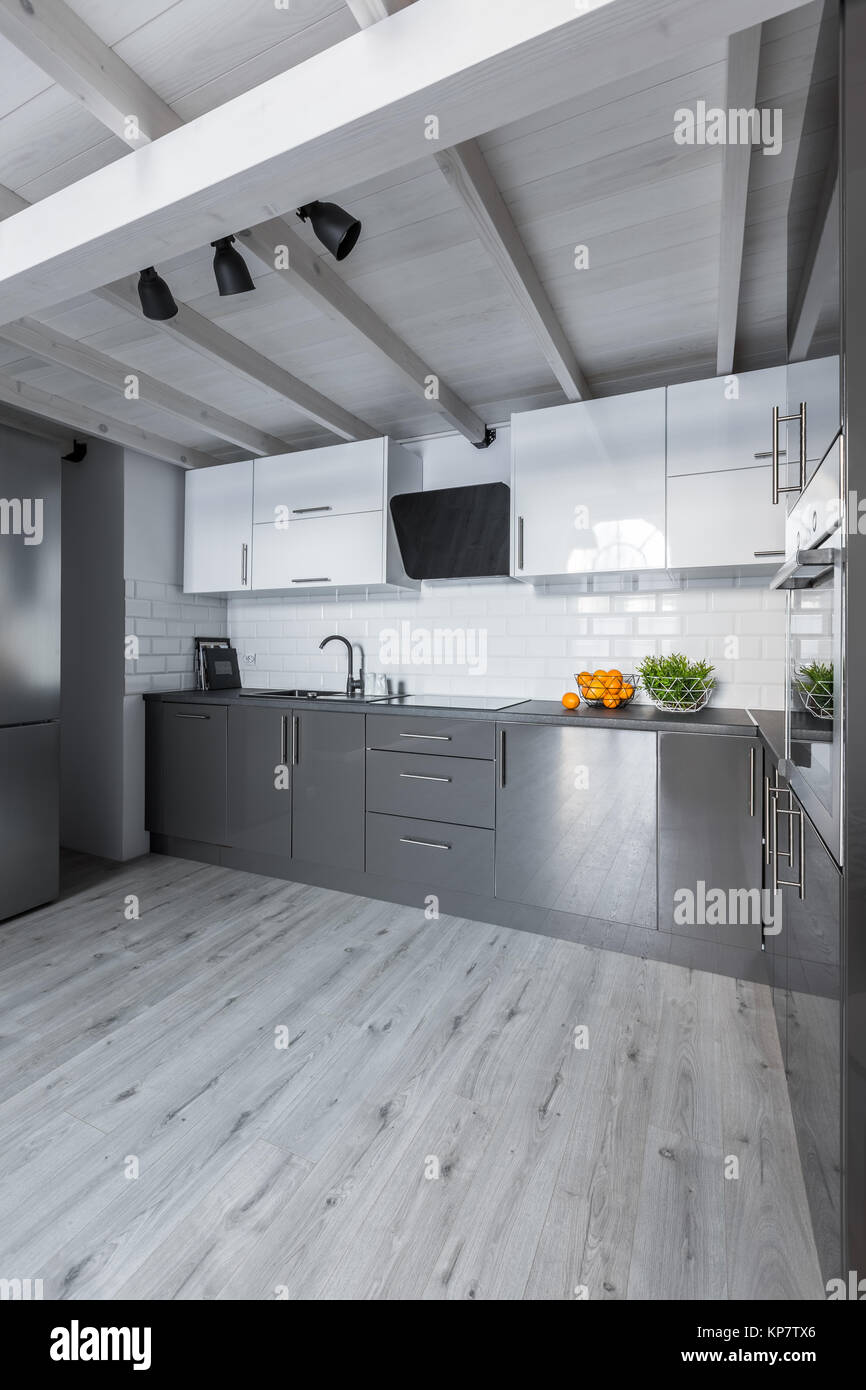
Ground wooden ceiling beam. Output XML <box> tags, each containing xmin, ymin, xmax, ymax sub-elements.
<box><xmin>715</xmin><ymin>24</ymin><xmax>763</xmax><ymax>376</ymax></box>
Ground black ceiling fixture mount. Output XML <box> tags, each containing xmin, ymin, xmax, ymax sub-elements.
<box><xmin>211</xmin><ymin>236</ymin><xmax>255</xmax><ymax>296</ymax></box>
<box><xmin>61</xmin><ymin>439</ymin><xmax>88</xmax><ymax>462</ymax></box>
<box><xmin>137</xmin><ymin>266</ymin><xmax>178</xmax><ymax>321</ymax></box>
<box><xmin>296</xmin><ymin>200</ymin><xmax>362</xmax><ymax>261</ymax></box>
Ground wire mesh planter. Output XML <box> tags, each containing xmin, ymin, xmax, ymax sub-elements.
<box><xmin>636</xmin><ymin>655</ymin><xmax>716</xmax><ymax>714</ymax></box>
<box><xmin>795</xmin><ymin>662</ymin><xmax>834</xmax><ymax>719</ymax></box>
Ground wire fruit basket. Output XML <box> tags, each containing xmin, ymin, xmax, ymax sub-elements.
<box><xmin>575</xmin><ymin>670</ymin><xmax>638</xmax><ymax>709</ymax></box>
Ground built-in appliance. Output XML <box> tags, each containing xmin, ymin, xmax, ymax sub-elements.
<box><xmin>380</xmin><ymin>694</ymin><xmax>528</xmax><ymax>711</ymax></box>
<box><xmin>0</xmin><ymin>426</ymin><xmax>61</xmax><ymax>921</ymax></box>
<box><xmin>389</xmin><ymin>482</ymin><xmax>511</xmax><ymax>580</ymax></box>
<box><xmin>770</xmin><ymin>436</ymin><xmax>844</xmax><ymax>865</ymax></box>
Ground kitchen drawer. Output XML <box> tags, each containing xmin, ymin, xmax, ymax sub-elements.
<box><xmin>365</xmin><ymin>713</ymin><xmax>495</xmax><ymax>760</ymax></box>
<box><xmin>366</xmin><ymin>750</ymin><xmax>494</xmax><ymax>828</ymax></box>
<box><xmin>253</xmin><ymin>441</ymin><xmax>385</xmax><ymax>523</ymax></box>
<box><xmin>252</xmin><ymin>511</ymin><xmax>384</xmax><ymax>590</ymax></box>
<box><xmin>366</xmin><ymin>812</ymin><xmax>494</xmax><ymax>895</ymax></box>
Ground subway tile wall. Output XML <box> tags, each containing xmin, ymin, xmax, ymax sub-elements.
<box><xmin>125</xmin><ymin>580</ymin><xmax>228</xmax><ymax>694</ymax></box>
<box><xmin>227</xmin><ymin>577</ymin><xmax>787</xmax><ymax>710</ymax></box>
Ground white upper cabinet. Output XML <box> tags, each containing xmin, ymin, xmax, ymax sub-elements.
<box><xmin>252</xmin><ymin>512</ymin><xmax>385</xmax><ymax>590</ymax></box>
<box><xmin>253</xmin><ymin>439</ymin><xmax>385</xmax><ymax>524</ymax></box>
<box><xmin>666</xmin><ymin>367</ymin><xmax>786</xmax><ymax>477</ymax></box>
<box><xmin>511</xmin><ymin>388</ymin><xmax>666</xmax><ymax>579</ymax></box>
<box><xmin>183</xmin><ymin>459</ymin><xmax>253</xmax><ymax>594</ymax></box>
<box><xmin>783</xmin><ymin>355</ymin><xmax>841</xmax><ymax>496</ymax></box>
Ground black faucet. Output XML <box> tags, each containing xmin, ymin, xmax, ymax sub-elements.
<box><xmin>319</xmin><ymin>634</ymin><xmax>363</xmax><ymax>697</ymax></box>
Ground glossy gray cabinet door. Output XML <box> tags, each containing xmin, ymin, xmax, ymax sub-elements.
<box><xmin>227</xmin><ymin>706</ymin><xmax>291</xmax><ymax>856</ymax></box>
<box><xmin>291</xmin><ymin>710</ymin><xmax>364</xmax><ymax>870</ymax></box>
<box><xmin>150</xmin><ymin>702</ymin><xmax>228</xmax><ymax>845</ymax></box>
<box><xmin>494</xmin><ymin>722</ymin><xmax>657</xmax><ymax>927</ymax></box>
<box><xmin>779</xmin><ymin>798</ymin><xmax>842</xmax><ymax>1286</ymax></box>
<box><xmin>0</xmin><ymin>721</ymin><xmax>59</xmax><ymax>921</ymax></box>
<box><xmin>658</xmin><ymin>733</ymin><xmax>761</xmax><ymax>950</ymax></box>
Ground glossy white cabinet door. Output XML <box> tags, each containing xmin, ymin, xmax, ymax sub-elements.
<box><xmin>667</xmin><ymin>366</ymin><xmax>786</xmax><ymax>477</ymax></box>
<box><xmin>667</xmin><ymin>466</ymin><xmax>785</xmax><ymax>570</ymax></box>
<box><xmin>253</xmin><ymin>440</ymin><xmax>385</xmax><ymax>524</ymax></box>
<box><xmin>251</xmin><ymin>512</ymin><xmax>384</xmax><ymax>590</ymax></box>
<box><xmin>183</xmin><ymin>460</ymin><xmax>253</xmax><ymax>593</ymax></box>
<box><xmin>784</xmin><ymin>355</ymin><xmax>840</xmax><ymax>494</ymax></box>
<box><xmin>512</xmin><ymin>389</ymin><xmax>666</xmax><ymax>577</ymax></box>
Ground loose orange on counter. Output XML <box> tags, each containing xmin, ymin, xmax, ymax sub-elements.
<box><xmin>562</xmin><ymin>691</ymin><xmax>581</xmax><ymax>710</ymax></box>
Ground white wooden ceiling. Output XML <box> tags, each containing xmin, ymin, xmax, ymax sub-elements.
<box><xmin>0</xmin><ymin>0</ymin><xmax>838</xmax><ymax>463</ymax></box>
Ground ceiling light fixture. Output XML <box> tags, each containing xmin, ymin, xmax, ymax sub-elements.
<box><xmin>137</xmin><ymin>266</ymin><xmax>178</xmax><ymax>320</ymax></box>
<box><xmin>211</xmin><ymin>236</ymin><xmax>255</xmax><ymax>296</ymax></box>
<box><xmin>296</xmin><ymin>200</ymin><xmax>362</xmax><ymax>261</ymax></box>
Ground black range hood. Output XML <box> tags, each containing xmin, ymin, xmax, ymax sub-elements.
<box><xmin>389</xmin><ymin>482</ymin><xmax>510</xmax><ymax>581</ymax></box>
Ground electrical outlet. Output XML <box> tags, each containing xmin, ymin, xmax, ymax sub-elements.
<box><xmin>243</xmin><ymin>653</ymin><xmax>256</xmax><ymax>666</ymax></box>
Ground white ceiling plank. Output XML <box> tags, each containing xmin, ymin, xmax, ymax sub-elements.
<box><xmin>94</xmin><ymin>280</ymin><xmax>379</xmax><ymax>443</ymax></box>
<box><xmin>434</xmin><ymin>139</ymin><xmax>590</xmax><ymax>400</ymax></box>
<box><xmin>788</xmin><ymin>163</ymin><xmax>838</xmax><ymax>361</ymax></box>
<box><xmin>716</xmin><ymin>24</ymin><xmax>763</xmax><ymax>375</ymax></box>
<box><xmin>0</xmin><ymin>372</ymin><xmax>214</xmax><ymax>467</ymax></box>
<box><xmin>0</xmin><ymin>0</ymin><xmax>180</xmax><ymax>146</ymax></box>
<box><xmin>0</xmin><ymin>401</ymin><xmax>72</xmax><ymax>446</ymax></box>
<box><xmin>346</xmin><ymin>0</ymin><xmax>416</xmax><ymax>26</ymax></box>
<box><xmin>0</xmin><ymin>0</ymin><xmax>814</xmax><ymax>327</ymax></box>
<box><xmin>243</xmin><ymin>219</ymin><xmax>488</xmax><ymax>442</ymax></box>
<box><xmin>0</xmin><ymin>181</ymin><xmax>27</xmax><ymax>218</ymax></box>
<box><xmin>0</xmin><ymin>317</ymin><xmax>291</xmax><ymax>456</ymax></box>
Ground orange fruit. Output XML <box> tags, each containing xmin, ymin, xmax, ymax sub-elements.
<box><xmin>606</xmin><ymin>668</ymin><xmax>623</xmax><ymax>685</ymax></box>
<box><xmin>592</xmin><ymin>669</ymin><xmax>608</xmax><ymax>681</ymax></box>
<box><xmin>622</xmin><ymin>683</ymin><xmax>634</xmax><ymax>699</ymax></box>
<box><xmin>603</xmin><ymin>693</ymin><xmax>619</xmax><ymax>709</ymax></box>
<box><xmin>586</xmin><ymin>682</ymin><xmax>605</xmax><ymax>701</ymax></box>
<box><xmin>604</xmin><ymin>672</ymin><xmax>623</xmax><ymax>692</ymax></box>
<box><xmin>577</xmin><ymin>671</ymin><xmax>591</xmax><ymax>686</ymax></box>
<box><xmin>562</xmin><ymin>691</ymin><xmax>580</xmax><ymax>710</ymax></box>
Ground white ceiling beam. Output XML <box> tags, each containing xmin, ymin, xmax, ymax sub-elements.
<box><xmin>789</xmin><ymin>163</ymin><xmax>839</xmax><ymax>362</ymax></box>
<box><xmin>0</xmin><ymin>402</ymin><xmax>73</xmax><ymax>448</ymax></box>
<box><xmin>0</xmin><ymin>373</ymin><xmax>215</xmax><ymax>468</ymax></box>
<box><xmin>716</xmin><ymin>24</ymin><xmax>763</xmax><ymax>376</ymax></box>
<box><xmin>243</xmin><ymin>220</ymin><xmax>488</xmax><ymax>442</ymax></box>
<box><xmin>0</xmin><ymin>0</ymin><xmax>814</xmax><ymax>328</ymax></box>
<box><xmin>434</xmin><ymin>140</ymin><xmax>591</xmax><ymax>400</ymax></box>
<box><xmin>0</xmin><ymin>317</ymin><xmax>291</xmax><ymax>456</ymax></box>
<box><xmin>0</xmin><ymin>0</ymin><xmax>180</xmax><ymax>146</ymax></box>
<box><xmin>346</xmin><ymin>0</ymin><xmax>416</xmax><ymax>26</ymax></box>
<box><xmin>94</xmin><ymin>279</ymin><xmax>378</xmax><ymax>442</ymax></box>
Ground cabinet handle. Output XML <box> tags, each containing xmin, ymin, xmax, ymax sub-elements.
<box><xmin>771</xmin><ymin>402</ymin><xmax>807</xmax><ymax>504</ymax></box>
<box><xmin>174</xmin><ymin>712</ymin><xmax>209</xmax><ymax>719</ymax></box>
<box><xmin>291</xmin><ymin>715</ymin><xmax>298</xmax><ymax>766</ymax></box>
<box><xmin>754</xmin><ymin>450</ymin><xmax>786</xmax><ymax>459</ymax></box>
<box><xmin>399</xmin><ymin>772</ymin><xmax>451</xmax><ymax>783</ymax></box>
<box><xmin>292</xmin><ymin>577</ymin><xmax>330</xmax><ymax>584</ymax></box>
<box><xmin>517</xmin><ymin>516</ymin><xmax>524</xmax><ymax>570</ymax></box>
<box><xmin>399</xmin><ymin>732</ymin><xmax>451</xmax><ymax>741</ymax></box>
<box><xmin>772</xmin><ymin>794</ymin><xmax>804</xmax><ymax>898</ymax></box>
<box><xmin>764</xmin><ymin>775</ymin><xmax>771</xmax><ymax>865</ymax></box>
<box><xmin>498</xmin><ymin>728</ymin><xmax>506</xmax><ymax>789</ymax></box>
<box><xmin>280</xmin><ymin>714</ymin><xmax>288</xmax><ymax>767</ymax></box>
<box><xmin>292</xmin><ymin>505</ymin><xmax>332</xmax><ymax>514</ymax></box>
<box><xmin>241</xmin><ymin>542</ymin><xmax>248</xmax><ymax>585</ymax></box>
<box><xmin>753</xmin><ymin>550</ymin><xmax>785</xmax><ymax>558</ymax></box>
<box><xmin>399</xmin><ymin>836</ymin><xmax>451</xmax><ymax>850</ymax></box>
<box><xmin>748</xmin><ymin>745</ymin><xmax>755</xmax><ymax>817</ymax></box>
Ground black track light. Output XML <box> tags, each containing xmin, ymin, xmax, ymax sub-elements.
<box><xmin>211</xmin><ymin>236</ymin><xmax>255</xmax><ymax>296</ymax></box>
<box><xmin>137</xmin><ymin>266</ymin><xmax>178</xmax><ymax>320</ymax></box>
<box><xmin>297</xmin><ymin>200</ymin><xmax>362</xmax><ymax>261</ymax></box>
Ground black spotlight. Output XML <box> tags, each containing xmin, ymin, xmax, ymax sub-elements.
<box><xmin>297</xmin><ymin>200</ymin><xmax>362</xmax><ymax>261</ymax></box>
<box><xmin>137</xmin><ymin>266</ymin><xmax>178</xmax><ymax>320</ymax></box>
<box><xmin>211</xmin><ymin>236</ymin><xmax>255</xmax><ymax>295</ymax></box>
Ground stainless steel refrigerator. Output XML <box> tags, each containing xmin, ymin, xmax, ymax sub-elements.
<box><xmin>0</xmin><ymin>426</ymin><xmax>60</xmax><ymax>921</ymax></box>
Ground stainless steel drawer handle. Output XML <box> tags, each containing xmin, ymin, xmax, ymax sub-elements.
<box><xmin>292</xmin><ymin>506</ymin><xmax>332</xmax><ymax>514</ymax></box>
<box><xmin>174</xmin><ymin>712</ymin><xmax>209</xmax><ymax>719</ymax></box>
<box><xmin>292</xmin><ymin>577</ymin><xmax>331</xmax><ymax>583</ymax></box>
<box><xmin>399</xmin><ymin>732</ymin><xmax>451</xmax><ymax>741</ymax></box>
<box><xmin>754</xmin><ymin>450</ymin><xmax>786</xmax><ymax>459</ymax></box>
<box><xmin>748</xmin><ymin>745</ymin><xmax>755</xmax><ymax>817</ymax></box>
<box><xmin>399</xmin><ymin>772</ymin><xmax>452</xmax><ymax>783</ymax></box>
<box><xmin>280</xmin><ymin>714</ymin><xmax>288</xmax><ymax>767</ymax></box>
<box><xmin>241</xmin><ymin>542</ymin><xmax>248</xmax><ymax>585</ymax></box>
<box><xmin>753</xmin><ymin>550</ymin><xmax>785</xmax><ymax>558</ymax></box>
<box><xmin>399</xmin><ymin>836</ymin><xmax>451</xmax><ymax>850</ymax></box>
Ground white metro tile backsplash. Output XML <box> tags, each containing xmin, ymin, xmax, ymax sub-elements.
<box><xmin>227</xmin><ymin>579</ymin><xmax>787</xmax><ymax>710</ymax></box>
<box><xmin>125</xmin><ymin>581</ymin><xmax>228</xmax><ymax>694</ymax></box>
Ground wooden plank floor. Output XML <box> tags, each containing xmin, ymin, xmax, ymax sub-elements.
<box><xmin>0</xmin><ymin>853</ymin><xmax>824</xmax><ymax>1301</ymax></box>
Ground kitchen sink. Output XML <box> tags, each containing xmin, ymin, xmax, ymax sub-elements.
<box><xmin>238</xmin><ymin>688</ymin><xmax>342</xmax><ymax>699</ymax></box>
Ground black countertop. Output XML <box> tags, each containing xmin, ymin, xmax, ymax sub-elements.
<box><xmin>144</xmin><ymin>687</ymin><xmax>768</xmax><ymax>737</ymax></box>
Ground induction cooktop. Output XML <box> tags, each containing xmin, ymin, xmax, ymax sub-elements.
<box><xmin>380</xmin><ymin>694</ymin><xmax>528</xmax><ymax>710</ymax></box>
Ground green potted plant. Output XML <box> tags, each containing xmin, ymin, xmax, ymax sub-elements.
<box><xmin>636</xmin><ymin>652</ymin><xmax>716</xmax><ymax>713</ymax></box>
<box><xmin>795</xmin><ymin>659</ymin><xmax>834</xmax><ymax>719</ymax></box>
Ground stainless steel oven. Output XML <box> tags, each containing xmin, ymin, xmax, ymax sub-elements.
<box><xmin>770</xmin><ymin>436</ymin><xmax>844</xmax><ymax>865</ymax></box>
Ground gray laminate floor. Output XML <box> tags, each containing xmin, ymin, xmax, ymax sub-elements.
<box><xmin>0</xmin><ymin>853</ymin><xmax>823</xmax><ymax>1300</ymax></box>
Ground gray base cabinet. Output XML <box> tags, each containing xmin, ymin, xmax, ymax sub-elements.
<box><xmin>494</xmin><ymin>722</ymin><xmax>657</xmax><ymax>927</ymax></box>
<box><xmin>227</xmin><ymin>705</ymin><xmax>291</xmax><ymax>856</ymax></box>
<box><xmin>291</xmin><ymin>710</ymin><xmax>364</xmax><ymax>870</ymax></box>
<box><xmin>146</xmin><ymin>701</ymin><xmax>228</xmax><ymax>845</ymax></box>
<box><xmin>658</xmin><ymin>732</ymin><xmax>761</xmax><ymax>950</ymax></box>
